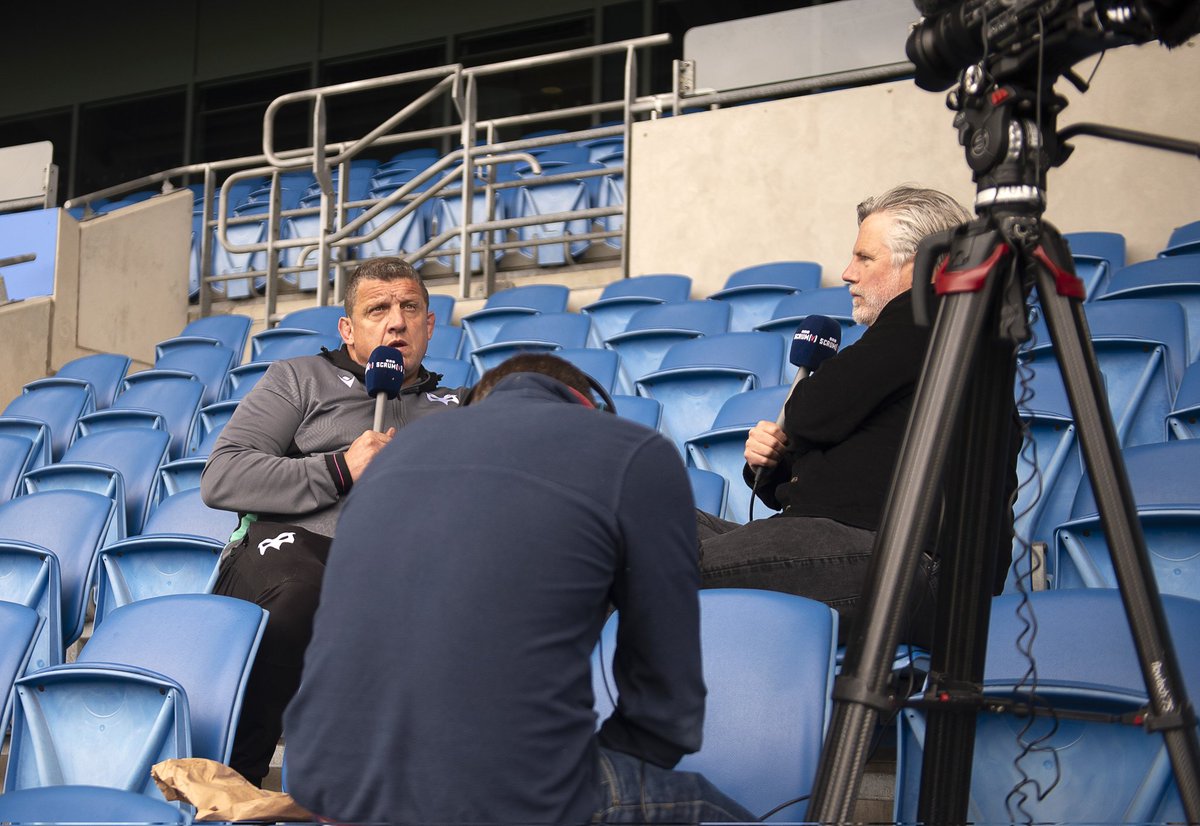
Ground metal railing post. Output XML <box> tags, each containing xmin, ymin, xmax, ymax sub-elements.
<box><xmin>264</xmin><ymin>172</ymin><xmax>281</xmax><ymax>326</ymax></box>
<box><xmin>199</xmin><ymin>167</ymin><xmax>216</xmax><ymax>317</ymax></box>
<box><xmin>312</xmin><ymin>94</ymin><xmax>333</xmax><ymax>309</ymax></box>
<box><xmin>621</xmin><ymin>44</ymin><xmax>636</xmax><ymax>279</ymax></box>
<box><xmin>459</xmin><ymin>74</ymin><xmax>478</xmax><ymax>299</ymax></box>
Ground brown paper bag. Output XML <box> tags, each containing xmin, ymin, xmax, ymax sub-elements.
<box><xmin>152</xmin><ymin>757</ymin><xmax>320</xmax><ymax>822</ymax></box>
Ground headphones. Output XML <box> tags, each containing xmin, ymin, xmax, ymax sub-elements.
<box><xmin>461</xmin><ymin>371</ymin><xmax>617</xmax><ymax>414</ymax></box>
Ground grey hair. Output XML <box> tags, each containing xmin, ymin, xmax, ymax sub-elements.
<box><xmin>856</xmin><ymin>186</ymin><xmax>971</xmax><ymax>269</ymax></box>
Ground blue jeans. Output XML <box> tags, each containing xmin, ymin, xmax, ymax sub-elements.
<box><xmin>593</xmin><ymin>747</ymin><xmax>758</xmax><ymax>823</ymax></box>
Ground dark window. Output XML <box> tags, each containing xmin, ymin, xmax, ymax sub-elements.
<box><xmin>194</xmin><ymin>69</ymin><xmax>312</xmax><ymax>165</ymax></box>
<box><xmin>456</xmin><ymin>16</ymin><xmax>595</xmax><ymax>137</ymax></box>
<box><xmin>319</xmin><ymin>43</ymin><xmax>449</xmax><ymax>157</ymax></box>
<box><xmin>76</xmin><ymin>91</ymin><xmax>186</xmax><ymax>196</ymax></box>
<box><xmin>0</xmin><ymin>110</ymin><xmax>73</xmax><ymax>204</ymax></box>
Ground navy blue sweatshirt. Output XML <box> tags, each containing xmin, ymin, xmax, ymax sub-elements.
<box><xmin>283</xmin><ymin>373</ymin><xmax>704</xmax><ymax>824</ymax></box>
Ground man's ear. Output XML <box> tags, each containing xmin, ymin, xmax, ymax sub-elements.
<box><xmin>338</xmin><ymin>315</ymin><xmax>354</xmax><ymax>346</ymax></box>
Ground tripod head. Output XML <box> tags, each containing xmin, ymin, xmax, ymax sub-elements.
<box><xmin>909</xmin><ymin>0</ymin><xmax>1200</xmax><ymax>224</ymax></box>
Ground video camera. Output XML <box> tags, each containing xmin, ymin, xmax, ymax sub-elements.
<box><xmin>906</xmin><ymin>0</ymin><xmax>1200</xmax><ymax>91</ymax></box>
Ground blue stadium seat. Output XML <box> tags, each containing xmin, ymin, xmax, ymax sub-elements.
<box><xmin>1160</xmin><ymin>219</ymin><xmax>1200</xmax><ymax>257</ymax></box>
<box><xmin>0</xmin><ymin>540</ymin><xmax>62</xmax><ymax>674</ymax></box>
<box><xmin>94</xmin><ymin>534</ymin><xmax>225</xmax><ymax>628</ymax></box>
<box><xmin>579</xmin><ymin>134</ymin><xmax>624</xmax><ymax>163</ymax></box>
<box><xmin>0</xmin><ymin>786</ymin><xmax>188</xmax><ymax>825</ymax></box>
<box><xmin>511</xmin><ymin>162</ymin><xmax>603</xmax><ymax>266</ymax></box>
<box><xmin>708</xmin><ymin>261</ymin><xmax>823</xmax><ymax>332</ymax></box>
<box><xmin>179</xmin><ymin>314</ymin><xmax>253</xmax><ymax>366</ymax></box>
<box><xmin>2</xmin><ymin>377</ymin><xmax>96</xmax><ymax>462</ymax></box>
<box><xmin>0</xmin><ymin>489</ymin><xmax>121</xmax><ymax>653</ymax></box>
<box><xmin>224</xmin><ymin>362</ymin><xmax>271</xmax><ymax>400</ymax></box>
<box><xmin>0</xmin><ymin>418</ymin><xmax>51</xmax><ymax>474</ymax></box>
<box><xmin>426</xmin><ymin>323</ymin><xmax>464</xmax><ymax>360</ymax></box>
<box><xmin>580</xmin><ymin>273</ymin><xmax>693</xmax><ymax>344</ymax></box>
<box><xmin>610</xmin><ymin>394</ymin><xmax>664</xmax><ymax>435</ymax></box>
<box><xmin>428</xmin><ymin>183</ymin><xmax>505</xmax><ymax>274</ymax></box>
<box><xmin>460</xmin><ymin>284</ymin><xmax>570</xmax><ymax>352</ymax></box>
<box><xmin>189</xmin><ymin>399</ymin><xmax>239</xmax><ymax>457</ymax></box>
<box><xmin>604</xmin><ymin>300</ymin><xmax>731</xmax><ymax>387</ymax></box>
<box><xmin>685</xmin><ymin>385</ymin><xmax>790</xmax><ymax>523</ymax></box>
<box><xmin>143</xmin><ymin>487</ymin><xmax>237</xmax><ymax>544</ymax></box>
<box><xmin>593</xmin><ymin>589</ymin><xmax>837</xmax><ymax>821</ymax></box>
<box><xmin>79</xmin><ymin>594</ymin><xmax>267</xmax><ymax>765</ymax></box>
<box><xmin>249</xmin><ymin>328</ymin><xmax>342</xmax><ymax>363</ymax></box>
<box><xmin>353</xmin><ymin>177</ymin><xmax>432</xmax><ymax>262</ymax></box>
<box><xmin>469</xmin><ymin>312</ymin><xmax>592</xmax><ymax>377</ymax></box>
<box><xmin>428</xmin><ymin>293</ymin><xmax>455</xmax><ymax>326</ymax></box>
<box><xmin>590</xmin><ymin>169</ymin><xmax>624</xmax><ymax>257</ymax></box>
<box><xmin>154</xmin><ymin>338</ymin><xmax>237</xmax><ymax>407</ymax></box>
<box><xmin>1098</xmin><ymin>255</ymin><xmax>1200</xmax><ymax>363</ymax></box>
<box><xmin>423</xmin><ymin>357</ymin><xmax>471</xmax><ymax>388</ymax></box>
<box><xmin>0</xmin><ymin>600</ymin><xmax>39</xmax><ymax>735</ymax></box>
<box><xmin>637</xmin><ymin>332</ymin><xmax>784</xmax><ymax>453</ymax></box>
<box><xmin>1007</xmin><ymin>359</ymin><xmax>1082</xmax><ymax>593</ymax></box>
<box><xmin>55</xmin><ymin>353</ymin><xmax>131</xmax><ymax>410</ymax></box>
<box><xmin>1023</xmin><ymin>298</ymin><xmax>1187</xmax><ymax>448</ymax></box>
<box><xmin>6</xmin><ymin>663</ymin><xmax>191</xmax><ymax>800</ymax></box>
<box><xmin>155</xmin><ymin>456</ymin><xmax>207</xmax><ymax>496</ymax></box>
<box><xmin>1167</xmin><ymin>360</ymin><xmax>1200</xmax><ymax>440</ymax></box>
<box><xmin>895</xmin><ymin>590</ymin><xmax>1200</xmax><ymax>823</ymax></box>
<box><xmin>1064</xmin><ymin>231</ymin><xmax>1126</xmax><ymax>301</ymax></box>
<box><xmin>555</xmin><ymin>347</ymin><xmax>627</xmax><ymax>396</ymax></box>
<box><xmin>277</xmin><ymin>304</ymin><xmax>345</xmax><ymax>336</ymax></box>
<box><xmin>212</xmin><ymin>201</ymin><xmax>268</xmax><ymax>299</ymax></box>
<box><xmin>1053</xmin><ymin>440</ymin><xmax>1200</xmax><ymax>595</ymax></box>
<box><xmin>0</xmin><ymin>431</ymin><xmax>41</xmax><ymax>503</ymax></box>
<box><xmin>24</xmin><ymin>421</ymin><xmax>171</xmax><ymax>537</ymax></box>
<box><xmin>112</xmin><ymin>371</ymin><xmax>205</xmax><ymax>461</ymax></box>
<box><xmin>686</xmin><ymin>467</ymin><xmax>728</xmax><ymax>518</ymax></box>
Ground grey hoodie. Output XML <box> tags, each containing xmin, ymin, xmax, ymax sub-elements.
<box><xmin>201</xmin><ymin>345</ymin><xmax>465</xmax><ymax>537</ymax></box>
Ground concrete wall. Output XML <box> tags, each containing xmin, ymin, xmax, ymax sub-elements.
<box><xmin>628</xmin><ymin>40</ymin><xmax>1200</xmax><ymax>296</ymax></box>
<box><xmin>0</xmin><ymin>298</ymin><xmax>53</xmax><ymax>406</ymax></box>
<box><xmin>75</xmin><ymin>192</ymin><xmax>192</xmax><ymax>367</ymax></box>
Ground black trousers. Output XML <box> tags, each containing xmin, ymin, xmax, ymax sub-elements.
<box><xmin>212</xmin><ymin>522</ymin><xmax>331</xmax><ymax>786</ymax></box>
<box><xmin>696</xmin><ymin>511</ymin><xmax>939</xmax><ymax>649</ymax></box>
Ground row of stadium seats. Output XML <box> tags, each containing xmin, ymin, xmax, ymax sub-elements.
<box><xmin>2</xmin><ymin>585</ymin><xmax>1196</xmax><ymax>821</ymax></box>
<box><xmin>3</xmin><ymin>264</ymin><xmax>1200</xmax><ymax>820</ymax></box>
<box><xmin>189</xmin><ymin>136</ymin><xmax>628</xmax><ymax>300</ymax></box>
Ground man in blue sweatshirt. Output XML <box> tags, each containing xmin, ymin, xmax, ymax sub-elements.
<box><xmin>283</xmin><ymin>354</ymin><xmax>755</xmax><ymax>824</ymax></box>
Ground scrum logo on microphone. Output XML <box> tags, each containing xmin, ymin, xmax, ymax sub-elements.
<box><xmin>368</xmin><ymin>354</ymin><xmax>403</xmax><ymax>373</ymax></box>
<box><xmin>794</xmin><ymin>329</ymin><xmax>839</xmax><ymax>350</ymax></box>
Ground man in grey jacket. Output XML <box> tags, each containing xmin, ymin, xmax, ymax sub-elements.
<box><xmin>201</xmin><ymin>256</ymin><xmax>465</xmax><ymax>785</ymax></box>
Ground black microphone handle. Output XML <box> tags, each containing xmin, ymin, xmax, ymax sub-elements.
<box><xmin>753</xmin><ymin>365</ymin><xmax>811</xmax><ymax>490</ymax></box>
<box><xmin>373</xmin><ymin>392</ymin><xmax>387</xmax><ymax>433</ymax></box>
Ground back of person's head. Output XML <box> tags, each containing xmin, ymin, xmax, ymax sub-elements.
<box><xmin>469</xmin><ymin>354</ymin><xmax>600</xmax><ymax>407</ymax></box>
<box><xmin>856</xmin><ymin>186</ymin><xmax>971</xmax><ymax>269</ymax></box>
<box><xmin>344</xmin><ymin>257</ymin><xmax>428</xmax><ymax>317</ymax></box>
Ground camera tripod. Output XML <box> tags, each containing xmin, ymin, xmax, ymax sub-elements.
<box><xmin>804</xmin><ymin>68</ymin><xmax>1200</xmax><ymax>823</ymax></box>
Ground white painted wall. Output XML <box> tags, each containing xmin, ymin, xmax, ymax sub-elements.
<box><xmin>628</xmin><ymin>39</ymin><xmax>1200</xmax><ymax>296</ymax></box>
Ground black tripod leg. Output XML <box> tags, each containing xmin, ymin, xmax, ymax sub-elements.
<box><xmin>1032</xmin><ymin>231</ymin><xmax>1200</xmax><ymax>820</ymax></box>
<box><xmin>916</xmin><ymin>306</ymin><xmax>1019</xmax><ymax>824</ymax></box>
<box><xmin>806</xmin><ymin>234</ymin><xmax>1010</xmax><ymax>823</ymax></box>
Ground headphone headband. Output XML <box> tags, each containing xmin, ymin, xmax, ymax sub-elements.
<box><xmin>461</xmin><ymin>371</ymin><xmax>617</xmax><ymax>414</ymax></box>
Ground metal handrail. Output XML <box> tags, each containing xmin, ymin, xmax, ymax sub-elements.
<box><xmin>263</xmin><ymin>67</ymin><xmax>463</xmax><ymax>170</ymax></box>
<box><xmin>245</xmin><ymin>34</ymin><xmax>663</xmax><ymax>316</ymax></box>
<box><xmin>62</xmin><ymin>32</ymin><xmax>911</xmax><ymax>319</ymax></box>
